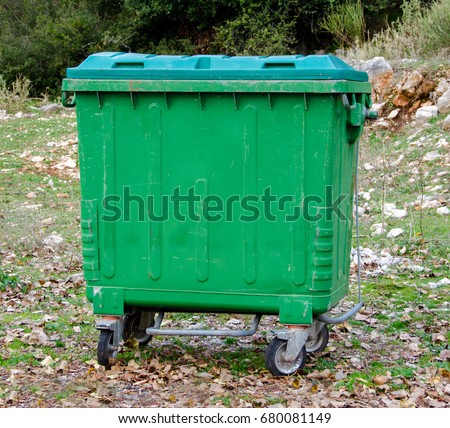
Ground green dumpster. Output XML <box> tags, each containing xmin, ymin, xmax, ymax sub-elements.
<box><xmin>63</xmin><ymin>53</ymin><xmax>373</xmax><ymax>375</ymax></box>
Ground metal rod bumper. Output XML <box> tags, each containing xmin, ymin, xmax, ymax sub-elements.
<box><xmin>317</xmin><ymin>301</ymin><xmax>364</xmax><ymax>324</ymax></box>
<box><xmin>146</xmin><ymin>314</ymin><xmax>262</xmax><ymax>337</ymax></box>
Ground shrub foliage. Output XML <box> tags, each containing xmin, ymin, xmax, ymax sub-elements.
<box><xmin>0</xmin><ymin>0</ymin><xmax>446</xmax><ymax>95</ymax></box>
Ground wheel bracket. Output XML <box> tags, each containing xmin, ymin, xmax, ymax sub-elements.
<box><xmin>276</xmin><ymin>328</ymin><xmax>308</xmax><ymax>362</ymax></box>
<box><xmin>276</xmin><ymin>320</ymin><xmax>325</xmax><ymax>362</ymax></box>
<box><xmin>96</xmin><ymin>317</ymin><xmax>124</xmax><ymax>350</ymax></box>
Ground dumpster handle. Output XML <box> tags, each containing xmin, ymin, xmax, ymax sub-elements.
<box><xmin>318</xmin><ymin>138</ymin><xmax>364</xmax><ymax>325</ymax></box>
<box><xmin>62</xmin><ymin>91</ymin><xmax>76</xmax><ymax>108</ymax></box>
<box><xmin>342</xmin><ymin>94</ymin><xmax>355</xmax><ymax>111</ymax></box>
<box><xmin>342</xmin><ymin>94</ymin><xmax>377</xmax><ymax>121</ymax></box>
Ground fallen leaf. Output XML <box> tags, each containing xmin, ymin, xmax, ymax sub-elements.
<box><xmin>291</xmin><ymin>379</ymin><xmax>301</xmax><ymax>389</ymax></box>
<box><xmin>127</xmin><ymin>360</ymin><xmax>140</xmax><ymax>370</ymax></box>
<box><xmin>390</xmin><ymin>389</ymin><xmax>409</xmax><ymax>399</ymax></box>
<box><xmin>400</xmin><ymin>332</ymin><xmax>412</xmax><ymax>341</ymax></box>
<box><xmin>440</xmin><ymin>350</ymin><xmax>450</xmax><ymax>360</ymax></box>
<box><xmin>27</xmin><ymin>329</ymin><xmax>50</xmax><ymax>345</ymax></box>
<box><xmin>306</xmin><ymin>369</ymin><xmax>331</xmax><ymax>379</ymax></box>
<box><xmin>432</xmin><ymin>333</ymin><xmax>446</xmax><ymax>342</ymax></box>
<box><xmin>373</xmin><ymin>375</ymin><xmax>389</xmax><ymax>385</ymax></box>
<box><xmin>438</xmin><ymin>368</ymin><xmax>450</xmax><ymax>378</ymax></box>
<box><xmin>409</xmin><ymin>343</ymin><xmax>421</xmax><ymax>352</ymax></box>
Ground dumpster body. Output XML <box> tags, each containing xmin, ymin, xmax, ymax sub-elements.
<box><xmin>63</xmin><ymin>53</ymin><xmax>372</xmax><ymax>375</ymax></box>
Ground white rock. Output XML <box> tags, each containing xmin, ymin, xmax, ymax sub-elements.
<box><xmin>0</xmin><ymin>109</ymin><xmax>7</xmax><ymax>119</ymax></box>
<box><xmin>372</xmin><ymin>227</ymin><xmax>386</xmax><ymax>236</ymax></box>
<box><xmin>436</xmin><ymin>79</ymin><xmax>450</xmax><ymax>97</ymax></box>
<box><xmin>387</xmin><ymin>228</ymin><xmax>404</xmax><ymax>239</ymax></box>
<box><xmin>435</xmin><ymin>138</ymin><xmax>448</xmax><ymax>148</ymax></box>
<box><xmin>416</xmin><ymin>106</ymin><xmax>438</xmax><ymax>121</ymax></box>
<box><xmin>390</xmin><ymin>154</ymin><xmax>404</xmax><ymax>166</ymax></box>
<box><xmin>63</xmin><ymin>159</ymin><xmax>77</xmax><ymax>168</ymax></box>
<box><xmin>361</xmin><ymin>57</ymin><xmax>394</xmax><ymax>101</ymax></box>
<box><xmin>41</xmin><ymin>217</ymin><xmax>54</xmax><ymax>225</ymax></box>
<box><xmin>409</xmin><ymin>140</ymin><xmax>423</xmax><ymax>147</ymax></box>
<box><xmin>370</xmin><ymin>222</ymin><xmax>386</xmax><ymax>231</ymax></box>
<box><xmin>39</xmin><ymin>103</ymin><xmax>60</xmax><ymax>113</ymax></box>
<box><xmin>31</xmin><ymin>156</ymin><xmax>44</xmax><ymax>163</ymax></box>
<box><xmin>374</xmin><ymin>118</ymin><xmax>390</xmax><ymax>128</ymax></box>
<box><xmin>437</xmin><ymin>206</ymin><xmax>450</xmax><ymax>215</ymax></box>
<box><xmin>387</xmin><ymin>109</ymin><xmax>400</xmax><ymax>120</ymax></box>
<box><xmin>384</xmin><ymin>203</ymin><xmax>407</xmax><ymax>218</ymax></box>
<box><xmin>360</xmin><ymin>192</ymin><xmax>371</xmax><ymax>201</ymax></box>
<box><xmin>225</xmin><ymin>318</ymin><xmax>245</xmax><ymax>329</ymax></box>
<box><xmin>423</xmin><ymin>150</ymin><xmax>441</xmax><ymax>162</ymax></box>
<box><xmin>383</xmin><ymin>203</ymin><xmax>395</xmax><ymax>215</ymax></box>
<box><xmin>415</xmin><ymin>196</ymin><xmax>442</xmax><ymax>209</ymax></box>
<box><xmin>428</xmin><ymin>278</ymin><xmax>450</xmax><ymax>289</ymax></box>
<box><xmin>371</xmin><ymin>103</ymin><xmax>385</xmax><ymax>112</ymax></box>
<box><xmin>43</xmin><ymin>234</ymin><xmax>64</xmax><ymax>247</ymax></box>
<box><xmin>392</xmin><ymin>209</ymin><xmax>408</xmax><ymax>218</ymax></box>
<box><xmin>41</xmin><ymin>355</ymin><xmax>54</xmax><ymax>367</ymax></box>
<box><xmin>54</xmin><ymin>157</ymin><xmax>77</xmax><ymax>170</ymax></box>
<box><xmin>363</xmin><ymin>163</ymin><xmax>374</xmax><ymax>171</ymax></box>
<box><xmin>437</xmin><ymin>89</ymin><xmax>450</xmax><ymax>114</ymax></box>
<box><xmin>443</xmin><ymin>115</ymin><xmax>450</xmax><ymax>132</ymax></box>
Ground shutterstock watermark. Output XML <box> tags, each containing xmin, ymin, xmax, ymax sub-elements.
<box><xmin>101</xmin><ymin>186</ymin><xmax>350</xmax><ymax>223</ymax></box>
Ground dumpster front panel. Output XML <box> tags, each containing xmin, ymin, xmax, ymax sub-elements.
<box><xmin>75</xmin><ymin>88</ymin><xmax>362</xmax><ymax>323</ymax></box>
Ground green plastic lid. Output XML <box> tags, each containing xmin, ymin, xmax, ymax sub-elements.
<box><xmin>66</xmin><ymin>52</ymin><xmax>368</xmax><ymax>82</ymax></box>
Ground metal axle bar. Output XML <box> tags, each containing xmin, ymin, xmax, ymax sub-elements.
<box><xmin>146</xmin><ymin>314</ymin><xmax>262</xmax><ymax>337</ymax></box>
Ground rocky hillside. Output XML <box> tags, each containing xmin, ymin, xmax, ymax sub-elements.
<box><xmin>353</xmin><ymin>57</ymin><xmax>450</xmax><ymax>130</ymax></box>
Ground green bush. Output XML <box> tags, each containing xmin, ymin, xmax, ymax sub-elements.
<box><xmin>319</xmin><ymin>1</ymin><xmax>365</xmax><ymax>48</ymax></box>
<box><xmin>1</xmin><ymin>0</ymin><xmax>444</xmax><ymax>95</ymax></box>
<box><xmin>347</xmin><ymin>0</ymin><xmax>450</xmax><ymax>59</ymax></box>
<box><xmin>213</xmin><ymin>1</ymin><xmax>296</xmax><ymax>56</ymax></box>
<box><xmin>0</xmin><ymin>0</ymin><xmax>104</xmax><ymax>95</ymax></box>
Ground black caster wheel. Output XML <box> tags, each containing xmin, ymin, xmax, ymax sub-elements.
<box><xmin>97</xmin><ymin>330</ymin><xmax>118</xmax><ymax>366</ymax></box>
<box><xmin>265</xmin><ymin>338</ymin><xmax>307</xmax><ymax>376</ymax></box>
<box><xmin>305</xmin><ymin>324</ymin><xmax>329</xmax><ymax>353</ymax></box>
<box><xmin>123</xmin><ymin>311</ymin><xmax>154</xmax><ymax>347</ymax></box>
